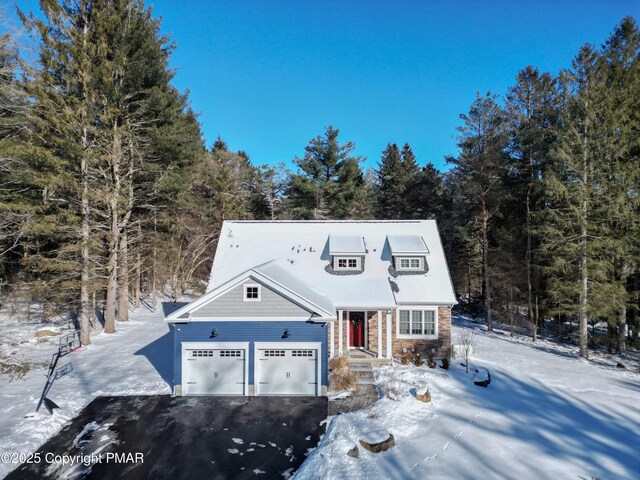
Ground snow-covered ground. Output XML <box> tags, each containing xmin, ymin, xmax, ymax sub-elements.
<box><xmin>296</xmin><ymin>317</ymin><xmax>640</xmax><ymax>480</ymax></box>
<box><xmin>2</xmin><ymin>307</ymin><xmax>638</xmax><ymax>479</ymax></box>
<box><xmin>0</xmin><ymin>304</ymin><xmax>172</xmax><ymax>478</ymax></box>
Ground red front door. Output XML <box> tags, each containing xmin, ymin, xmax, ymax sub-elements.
<box><xmin>349</xmin><ymin>312</ymin><xmax>365</xmax><ymax>347</ymax></box>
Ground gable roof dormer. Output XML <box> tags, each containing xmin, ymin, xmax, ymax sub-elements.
<box><xmin>327</xmin><ymin>234</ymin><xmax>366</xmax><ymax>274</ymax></box>
<box><xmin>387</xmin><ymin>235</ymin><xmax>429</xmax><ymax>274</ymax></box>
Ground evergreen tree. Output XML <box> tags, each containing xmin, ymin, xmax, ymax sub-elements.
<box><xmin>0</xmin><ymin>32</ymin><xmax>28</xmax><ymax>283</ymax></box>
<box><xmin>598</xmin><ymin>17</ymin><xmax>640</xmax><ymax>352</ymax></box>
<box><xmin>375</xmin><ymin>143</ymin><xmax>404</xmax><ymax>219</ymax></box>
<box><xmin>287</xmin><ymin>125</ymin><xmax>366</xmax><ymax>219</ymax></box>
<box><xmin>400</xmin><ymin>143</ymin><xmax>422</xmax><ymax>218</ymax></box>
<box><xmin>504</xmin><ymin>65</ymin><xmax>559</xmax><ymax>340</ymax></box>
<box><xmin>447</xmin><ymin>92</ymin><xmax>508</xmax><ymax>332</ymax></box>
<box><xmin>541</xmin><ymin>45</ymin><xmax>614</xmax><ymax>359</ymax></box>
<box><xmin>19</xmin><ymin>0</ymin><xmax>205</xmax><ymax>337</ymax></box>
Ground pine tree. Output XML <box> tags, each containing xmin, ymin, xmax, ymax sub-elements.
<box><xmin>287</xmin><ymin>125</ymin><xmax>366</xmax><ymax>219</ymax></box>
<box><xmin>20</xmin><ymin>0</ymin><xmax>205</xmax><ymax>336</ymax></box>
<box><xmin>447</xmin><ymin>92</ymin><xmax>508</xmax><ymax>332</ymax></box>
<box><xmin>19</xmin><ymin>0</ymin><xmax>102</xmax><ymax>341</ymax></box>
<box><xmin>375</xmin><ymin>143</ymin><xmax>404</xmax><ymax>219</ymax></box>
<box><xmin>541</xmin><ymin>45</ymin><xmax>614</xmax><ymax>359</ymax></box>
<box><xmin>0</xmin><ymin>32</ymin><xmax>28</xmax><ymax>280</ymax></box>
<box><xmin>598</xmin><ymin>17</ymin><xmax>640</xmax><ymax>352</ymax></box>
<box><xmin>504</xmin><ymin>65</ymin><xmax>559</xmax><ymax>340</ymax></box>
<box><xmin>400</xmin><ymin>143</ymin><xmax>422</xmax><ymax>218</ymax></box>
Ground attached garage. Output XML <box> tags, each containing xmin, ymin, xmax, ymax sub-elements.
<box><xmin>182</xmin><ymin>342</ymin><xmax>248</xmax><ymax>395</ymax></box>
<box><xmin>255</xmin><ymin>342</ymin><xmax>321</xmax><ymax>396</ymax></box>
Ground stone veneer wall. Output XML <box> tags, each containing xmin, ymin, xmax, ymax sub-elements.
<box><xmin>391</xmin><ymin>306</ymin><xmax>452</xmax><ymax>359</ymax></box>
<box><xmin>328</xmin><ymin>307</ymin><xmax>452</xmax><ymax>360</ymax></box>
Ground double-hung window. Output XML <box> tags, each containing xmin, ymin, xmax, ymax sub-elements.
<box><xmin>398</xmin><ymin>308</ymin><xmax>437</xmax><ymax>338</ymax></box>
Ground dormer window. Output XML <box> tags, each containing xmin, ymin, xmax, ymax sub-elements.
<box><xmin>397</xmin><ymin>257</ymin><xmax>423</xmax><ymax>271</ymax></box>
<box><xmin>335</xmin><ymin>257</ymin><xmax>360</xmax><ymax>270</ymax></box>
<box><xmin>327</xmin><ymin>234</ymin><xmax>366</xmax><ymax>274</ymax></box>
<box><xmin>244</xmin><ymin>284</ymin><xmax>261</xmax><ymax>301</ymax></box>
<box><xmin>387</xmin><ymin>235</ymin><xmax>429</xmax><ymax>274</ymax></box>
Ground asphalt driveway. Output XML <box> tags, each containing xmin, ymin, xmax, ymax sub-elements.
<box><xmin>7</xmin><ymin>395</ymin><xmax>328</xmax><ymax>480</ymax></box>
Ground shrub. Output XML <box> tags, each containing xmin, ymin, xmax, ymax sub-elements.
<box><xmin>401</xmin><ymin>354</ymin><xmax>410</xmax><ymax>365</ymax></box>
<box><xmin>427</xmin><ymin>354</ymin><xmax>436</xmax><ymax>369</ymax></box>
<box><xmin>328</xmin><ymin>355</ymin><xmax>357</xmax><ymax>391</ymax></box>
<box><xmin>440</xmin><ymin>357</ymin><xmax>450</xmax><ymax>370</ymax></box>
<box><xmin>414</xmin><ymin>353</ymin><xmax>424</xmax><ymax>367</ymax></box>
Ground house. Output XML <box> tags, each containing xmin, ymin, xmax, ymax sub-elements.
<box><xmin>165</xmin><ymin>220</ymin><xmax>457</xmax><ymax>396</ymax></box>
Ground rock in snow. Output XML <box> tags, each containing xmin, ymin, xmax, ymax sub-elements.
<box><xmin>359</xmin><ymin>433</ymin><xmax>395</xmax><ymax>453</ymax></box>
<box><xmin>346</xmin><ymin>444</ymin><xmax>359</xmax><ymax>458</ymax></box>
<box><xmin>473</xmin><ymin>368</ymin><xmax>491</xmax><ymax>387</ymax></box>
<box><xmin>35</xmin><ymin>326</ymin><xmax>61</xmax><ymax>338</ymax></box>
<box><xmin>415</xmin><ymin>386</ymin><xmax>432</xmax><ymax>403</ymax></box>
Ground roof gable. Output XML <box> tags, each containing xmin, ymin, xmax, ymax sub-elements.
<box><xmin>165</xmin><ymin>267</ymin><xmax>336</xmax><ymax>322</ymax></box>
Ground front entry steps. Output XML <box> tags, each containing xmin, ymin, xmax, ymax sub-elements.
<box><xmin>329</xmin><ymin>351</ymin><xmax>389</xmax><ymax>416</ymax></box>
<box><xmin>347</xmin><ymin>349</ymin><xmax>392</xmax><ymax>368</ymax></box>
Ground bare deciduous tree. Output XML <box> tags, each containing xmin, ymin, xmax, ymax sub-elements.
<box><xmin>457</xmin><ymin>329</ymin><xmax>477</xmax><ymax>374</ymax></box>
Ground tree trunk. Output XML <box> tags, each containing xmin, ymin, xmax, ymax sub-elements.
<box><xmin>78</xmin><ymin>12</ymin><xmax>91</xmax><ymax>346</ymax></box>
<box><xmin>482</xmin><ymin>208</ymin><xmax>492</xmax><ymax>332</ymax></box>
<box><xmin>526</xmin><ymin>152</ymin><xmax>535</xmax><ymax>342</ymax></box>
<box><xmin>509</xmin><ymin>283</ymin><xmax>514</xmax><ymax>338</ymax></box>
<box><xmin>151</xmin><ymin>212</ymin><xmax>157</xmax><ymax>313</ymax></box>
<box><xmin>104</xmin><ymin>129</ymin><xmax>122</xmax><ymax>334</ymax></box>
<box><xmin>578</xmin><ymin>205</ymin><xmax>588</xmax><ymax>359</ymax></box>
<box><xmin>104</xmin><ymin>215</ymin><xmax>118</xmax><ymax>333</ymax></box>
<box><xmin>79</xmin><ymin>130</ymin><xmax>91</xmax><ymax>344</ymax></box>
<box><xmin>533</xmin><ymin>294</ymin><xmax>539</xmax><ymax>342</ymax></box>
<box><xmin>557</xmin><ymin>316</ymin><xmax>563</xmax><ymax>342</ymax></box>
<box><xmin>117</xmin><ymin>228</ymin><xmax>129</xmax><ymax>322</ymax></box>
<box><xmin>617</xmin><ymin>267</ymin><xmax>628</xmax><ymax>353</ymax></box>
<box><xmin>617</xmin><ymin>303</ymin><xmax>627</xmax><ymax>353</ymax></box>
<box><xmin>134</xmin><ymin>223</ymin><xmax>141</xmax><ymax>309</ymax></box>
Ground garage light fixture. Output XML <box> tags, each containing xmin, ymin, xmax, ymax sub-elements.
<box><xmin>210</xmin><ymin>329</ymin><xmax>218</xmax><ymax>338</ymax></box>
<box><xmin>282</xmin><ymin>329</ymin><xmax>291</xmax><ymax>339</ymax></box>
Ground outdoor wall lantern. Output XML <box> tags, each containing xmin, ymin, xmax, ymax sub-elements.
<box><xmin>210</xmin><ymin>329</ymin><xmax>218</xmax><ymax>338</ymax></box>
<box><xmin>282</xmin><ymin>329</ymin><xmax>291</xmax><ymax>339</ymax></box>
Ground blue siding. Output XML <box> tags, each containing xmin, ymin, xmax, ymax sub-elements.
<box><xmin>173</xmin><ymin>321</ymin><xmax>328</xmax><ymax>389</ymax></box>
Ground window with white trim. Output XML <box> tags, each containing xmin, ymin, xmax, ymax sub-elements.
<box><xmin>398</xmin><ymin>308</ymin><xmax>437</xmax><ymax>337</ymax></box>
<box><xmin>396</xmin><ymin>257</ymin><xmax>423</xmax><ymax>271</ymax></box>
<box><xmin>244</xmin><ymin>284</ymin><xmax>261</xmax><ymax>301</ymax></box>
<box><xmin>334</xmin><ymin>256</ymin><xmax>360</xmax><ymax>270</ymax></box>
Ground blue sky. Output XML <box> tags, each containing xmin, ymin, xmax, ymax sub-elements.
<box><xmin>6</xmin><ymin>1</ymin><xmax>640</xmax><ymax>170</ymax></box>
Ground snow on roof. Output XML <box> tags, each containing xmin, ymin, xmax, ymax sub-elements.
<box><xmin>253</xmin><ymin>261</ymin><xmax>336</xmax><ymax>316</ymax></box>
<box><xmin>209</xmin><ymin>220</ymin><xmax>457</xmax><ymax>310</ymax></box>
<box><xmin>387</xmin><ymin>235</ymin><xmax>429</xmax><ymax>255</ymax></box>
<box><xmin>328</xmin><ymin>234</ymin><xmax>366</xmax><ymax>255</ymax></box>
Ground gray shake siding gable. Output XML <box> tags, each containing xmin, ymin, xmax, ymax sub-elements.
<box><xmin>190</xmin><ymin>280</ymin><xmax>312</xmax><ymax>318</ymax></box>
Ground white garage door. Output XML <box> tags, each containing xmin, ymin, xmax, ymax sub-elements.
<box><xmin>183</xmin><ymin>347</ymin><xmax>246</xmax><ymax>395</ymax></box>
<box><xmin>256</xmin><ymin>347</ymin><xmax>318</xmax><ymax>396</ymax></box>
